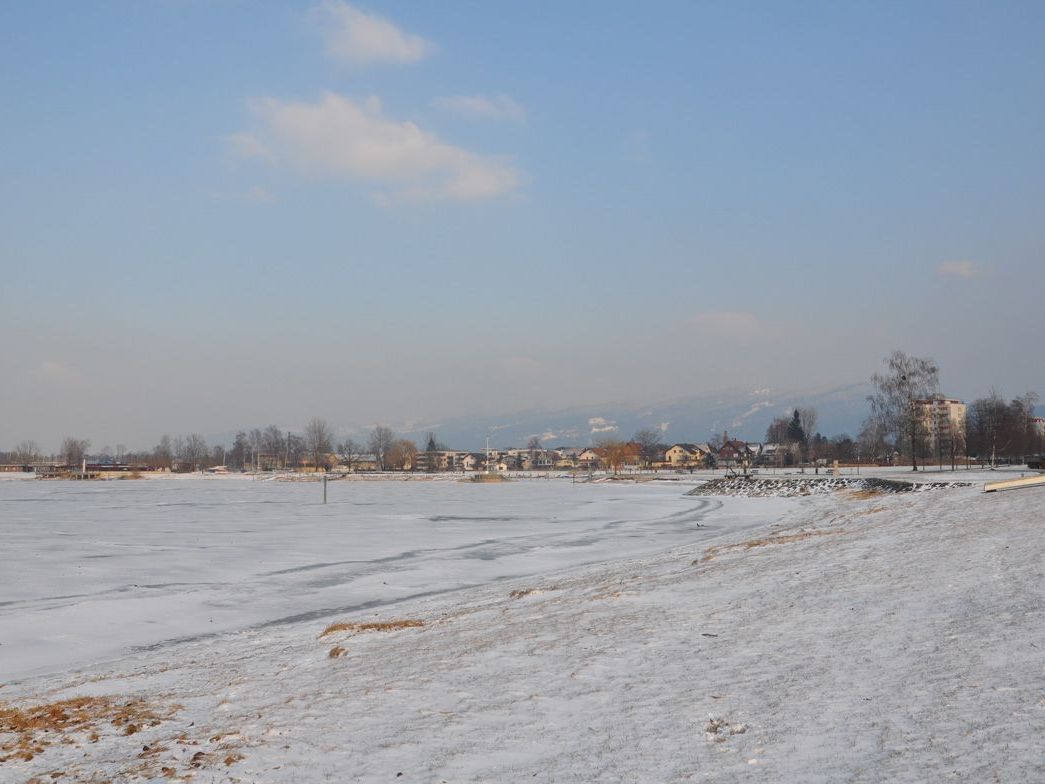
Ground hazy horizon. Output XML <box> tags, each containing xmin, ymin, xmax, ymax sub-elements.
<box><xmin>3</xmin><ymin>2</ymin><xmax>1044</xmax><ymax>450</ymax></box>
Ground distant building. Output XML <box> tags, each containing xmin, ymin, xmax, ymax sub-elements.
<box><xmin>756</xmin><ymin>443</ymin><xmax>790</xmax><ymax>466</ymax></box>
<box><xmin>577</xmin><ymin>448</ymin><xmax>601</xmax><ymax>467</ymax></box>
<box><xmin>716</xmin><ymin>439</ymin><xmax>755</xmax><ymax>468</ymax></box>
<box><xmin>916</xmin><ymin>396</ymin><xmax>967</xmax><ymax>456</ymax></box>
<box><xmin>664</xmin><ymin>443</ymin><xmax>711</xmax><ymax>468</ymax></box>
<box><xmin>413</xmin><ymin>450</ymin><xmax>470</xmax><ymax>472</ymax></box>
<box><xmin>1031</xmin><ymin>417</ymin><xmax>1045</xmax><ymax>438</ymax></box>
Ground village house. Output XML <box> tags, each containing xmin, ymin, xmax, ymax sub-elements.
<box><xmin>755</xmin><ymin>442</ymin><xmax>790</xmax><ymax>466</ymax></box>
<box><xmin>716</xmin><ymin>438</ymin><xmax>755</xmax><ymax>468</ymax></box>
<box><xmin>577</xmin><ymin>448</ymin><xmax>602</xmax><ymax>468</ymax></box>
<box><xmin>664</xmin><ymin>443</ymin><xmax>712</xmax><ymax>468</ymax></box>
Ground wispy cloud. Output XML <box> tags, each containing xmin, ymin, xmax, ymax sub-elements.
<box><xmin>936</xmin><ymin>260</ymin><xmax>978</xmax><ymax>279</ymax></box>
<box><xmin>434</xmin><ymin>94</ymin><xmax>525</xmax><ymax>121</ymax></box>
<box><xmin>588</xmin><ymin>416</ymin><xmax>618</xmax><ymax>434</ymax></box>
<box><xmin>310</xmin><ymin>1</ymin><xmax>432</xmax><ymax>66</ymax></box>
<box><xmin>232</xmin><ymin>92</ymin><xmax>523</xmax><ymax>203</ymax></box>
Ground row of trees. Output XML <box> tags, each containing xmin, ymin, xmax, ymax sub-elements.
<box><xmin>1</xmin><ymin>438</ymin><xmax>93</xmax><ymax>467</ymax></box>
<box><xmin>0</xmin><ymin>422</ymin><xmax>414</xmax><ymax>473</ymax></box>
<box><xmin>966</xmin><ymin>391</ymin><xmax>1041</xmax><ymax>464</ymax></box>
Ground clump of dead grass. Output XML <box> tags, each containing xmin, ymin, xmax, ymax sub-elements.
<box><xmin>0</xmin><ymin>696</ymin><xmax>173</xmax><ymax>763</ymax></box>
<box><xmin>698</xmin><ymin>528</ymin><xmax>843</xmax><ymax>563</ymax></box>
<box><xmin>318</xmin><ymin>619</ymin><xmax>424</xmax><ymax>639</ymax></box>
<box><xmin>328</xmin><ymin>646</ymin><xmax>347</xmax><ymax>658</ymax></box>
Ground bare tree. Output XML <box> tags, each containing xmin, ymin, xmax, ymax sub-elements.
<box><xmin>797</xmin><ymin>407</ymin><xmax>819</xmax><ymax>444</ymax></box>
<box><xmin>61</xmin><ymin>437</ymin><xmax>91</xmax><ymax>466</ymax></box>
<box><xmin>262</xmin><ymin>426</ymin><xmax>286</xmax><ymax>469</ymax></box>
<box><xmin>181</xmin><ymin>434</ymin><xmax>209</xmax><ymax>471</ymax></box>
<box><xmin>304</xmin><ymin>418</ymin><xmax>334</xmax><ymax>472</ymax></box>
<box><xmin>13</xmin><ymin>440</ymin><xmax>40</xmax><ymax>464</ymax></box>
<box><xmin>229</xmin><ymin>431</ymin><xmax>250</xmax><ymax>470</ymax></box>
<box><xmin>868</xmin><ymin>351</ymin><xmax>939</xmax><ymax>470</ymax></box>
<box><xmin>337</xmin><ymin>437</ymin><xmax>362</xmax><ymax>471</ymax></box>
<box><xmin>286</xmin><ymin>433</ymin><xmax>306</xmax><ymax>468</ymax></box>
<box><xmin>857</xmin><ymin>417</ymin><xmax>890</xmax><ymax>464</ymax></box>
<box><xmin>387</xmin><ymin>438</ymin><xmax>418</xmax><ymax>471</ymax></box>
<box><xmin>368</xmin><ymin>425</ymin><xmax>395</xmax><ymax>470</ymax></box>
<box><xmin>764</xmin><ymin>416</ymin><xmax>790</xmax><ymax>445</ymax></box>
<box><xmin>631</xmin><ymin>428</ymin><xmax>663</xmax><ymax>469</ymax></box>
<box><xmin>594</xmin><ymin>437</ymin><xmax>634</xmax><ymax>475</ymax></box>
<box><xmin>153</xmin><ymin>435</ymin><xmax>173</xmax><ymax>469</ymax></box>
<box><xmin>249</xmin><ymin>428</ymin><xmax>264</xmax><ymax>470</ymax></box>
<box><xmin>1013</xmin><ymin>392</ymin><xmax>1040</xmax><ymax>458</ymax></box>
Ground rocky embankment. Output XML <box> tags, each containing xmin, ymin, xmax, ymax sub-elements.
<box><xmin>687</xmin><ymin>475</ymin><xmax>972</xmax><ymax>497</ymax></box>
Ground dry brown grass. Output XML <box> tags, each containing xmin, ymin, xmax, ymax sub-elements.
<box><xmin>699</xmin><ymin>528</ymin><xmax>843</xmax><ymax>563</ymax></box>
<box><xmin>852</xmin><ymin>504</ymin><xmax>887</xmax><ymax>516</ymax></box>
<box><xmin>846</xmin><ymin>488</ymin><xmax>884</xmax><ymax>500</ymax></box>
<box><xmin>328</xmin><ymin>646</ymin><xmax>347</xmax><ymax>658</ymax></box>
<box><xmin>318</xmin><ymin>619</ymin><xmax>424</xmax><ymax>639</ymax></box>
<box><xmin>0</xmin><ymin>696</ymin><xmax>173</xmax><ymax>763</ymax></box>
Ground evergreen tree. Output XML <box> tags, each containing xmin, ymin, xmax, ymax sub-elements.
<box><xmin>786</xmin><ymin>410</ymin><xmax>806</xmax><ymax>445</ymax></box>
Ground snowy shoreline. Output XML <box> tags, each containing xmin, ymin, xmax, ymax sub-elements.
<box><xmin>2</xmin><ymin>479</ymin><xmax>1044</xmax><ymax>782</ymax></box>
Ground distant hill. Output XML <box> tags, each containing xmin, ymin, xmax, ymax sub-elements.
<box><xmin>397</xmin><ymin>383</ymin><xmax>873</xmax><ymax>450</ymax></box>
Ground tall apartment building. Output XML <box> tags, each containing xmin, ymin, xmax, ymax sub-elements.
<box><xmin>1031</xmin><ymin>417</ymin><xmax>1045</xmax><ymax>438</ymax></box>
<box><xmin>916</xmin><ymin>396</ymin><xmax>967</xmax><ymax>456</ymax></box>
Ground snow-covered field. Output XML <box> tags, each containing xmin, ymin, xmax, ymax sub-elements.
<box><xmin>2</xmin><ymin>473</ymin><xmax>1043</xmax><ymax>782</ymax></box>
<box><xmin>0</xmin><ymin>475</ymin><xmax>780</xmax><ymax>680</ymax></box>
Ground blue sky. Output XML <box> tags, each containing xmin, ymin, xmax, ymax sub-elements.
<box><xmin>2</xmin><ymin>1</ymin><xmax>1044</xmax><ymax>449</ymax></box>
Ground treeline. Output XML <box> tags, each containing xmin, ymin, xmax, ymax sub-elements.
<box><xmin>965</xmin><ymin>392</ymin><xmax>1041</xmax><ymax>463</ymax></box>
<box><xmin>0</xmin><ymin>420</ymin><xmax>432</xmax><ymax>473</ymax></box>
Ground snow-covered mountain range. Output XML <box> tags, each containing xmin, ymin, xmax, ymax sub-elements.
<box><xmin>395</xmin><ymin>383</ymin><xmax>872</xmax><ymax>450</ymax></box>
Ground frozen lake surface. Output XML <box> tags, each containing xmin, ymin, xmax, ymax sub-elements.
<box><xmin>0</xmin><ymin>475</ymin><xmax>782</xmax><ymax>680</ymax></box>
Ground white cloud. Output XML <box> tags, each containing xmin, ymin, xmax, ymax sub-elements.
<box><xmin>937</xmin><ymin>261</ymin><xmax>978</xmax><ymax>279</ymax></box>
<box><xmin>235</xmin><ymin>92</ymin><xmax>523</xmax><ymax>202</ymax></box>
<box><xmin>434</xmin><ymin>94</ymin><xmax>525</xmax><ymax>121</ymax></box>
<box><xmin>311</xmin><ymin>1</ymin><xmax>432</xmax><ymax>66</ymax></box>
<box><xmin>588</xmin><ymin>417</ymin><xmax>618</xmax><ymax>434</ymax></box>
<box><xmin>686</xmin><ymin>310</ymin><xmax>765</xmax><ymax>337</ymax></box>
